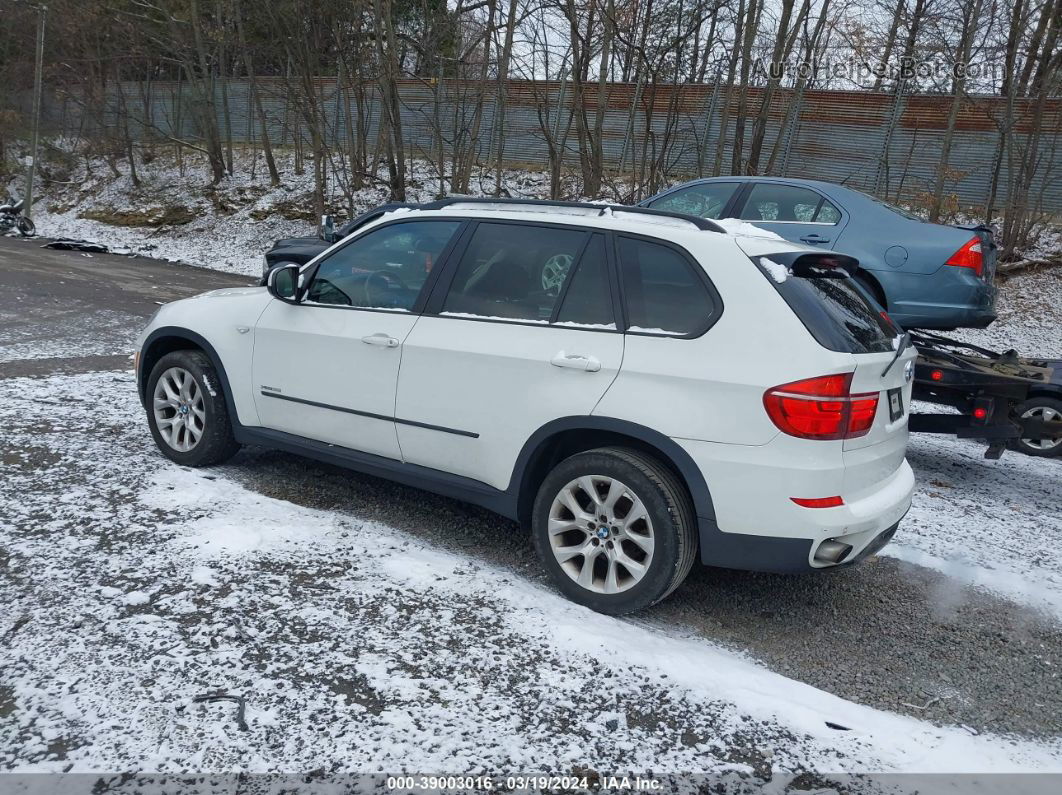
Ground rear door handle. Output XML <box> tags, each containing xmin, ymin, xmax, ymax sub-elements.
<box><xmin>550</xmin><ymin>352</ymin><xmax>602</xmax><ymax>372</ymax></box>
<box><xmin>361</xmin><ymin>333</ymin><xmax>400</xmax><ymax>348</ymax></box>
<box><xmin>800</xmin><ymin>233</ymin><xmax>831</xmax><ymax>244</ymax></box>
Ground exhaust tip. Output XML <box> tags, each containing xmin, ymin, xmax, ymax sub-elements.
<box><xmin>814</xmin><ymin>539</ymin><xmax>853</xmax><ymax>565</ymax></box>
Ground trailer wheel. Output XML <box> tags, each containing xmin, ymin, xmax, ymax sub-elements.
<box><xmin>1014</xmin><ymin>396</ymin><xmax>1062</xmax><ymax>457</ymax></box>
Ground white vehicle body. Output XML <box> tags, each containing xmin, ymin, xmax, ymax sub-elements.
<box><xmin>137</xmin><ymin>201</ymin><xmax>916</xmax><ymax>588</ymax></box>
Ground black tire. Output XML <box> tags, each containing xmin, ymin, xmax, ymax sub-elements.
<box><xmin>531</xmin><ymin>447</ymin><xmax>698</xmax><ymax>615</ymax></box>
<box><xmin>145</xmin><ymin>349</ymin><xmax>241</xmax><ymax>467</ymax></box>
<box><xmin>16</xmin><ymin>216</ymin><xmax>35</xmax><ymax>237</ymax></box>
<box><xmin>1012</xmin><ymin>396</ymin><xmax>1062</xmax><ymax>458</ymax></box>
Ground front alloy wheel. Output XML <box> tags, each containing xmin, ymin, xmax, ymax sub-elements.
<box><xmin>153</xmin><ymin>367</ymin><xmax>206</xmax><ymax>452</ymax></box>
<box><xmin>145</xmin><ymin>349</ymin><xmax>240</xmax><ymax>467</ymax></box>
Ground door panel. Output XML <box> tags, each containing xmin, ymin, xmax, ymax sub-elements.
<box><xmin>251</xmin><ymin>219</ymin><xmax>462</xmax><ymax>459</ymax></box>
<box><xmin>395</xmin><ymin>318</ymin><xmax>623</xmax><ymax>488</ymax></box>
<box><xmin>395</xmin><ymin>223</ymin><xmax>623</xmax><ymax>488</ymax></box>
<box><xmin>252</xmin><ymin>302</ymin><xmax>417</xmax><ymax>459</ymax></box>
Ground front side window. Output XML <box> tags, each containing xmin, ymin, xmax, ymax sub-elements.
<box><xmin>442</xmin><ymin>223</ymin><xmax>589</xmax><ymax>322</ymax></box>
<box><xmin>616</xmin><ymin>236</ymin><xmax>717</xmax><ymax>336</ymax></box>
<box><xmin>739</xmin><ymin>184</ymin><xmax>841</xmax><ymax>224</ymax></box>
<box><xmin>306</xmin><ymin>220</ymin><xmax>460</xmax><ymax>309</ymax></box>
<box><xmin>648</xmin><ymin>182</ymin><xmax>740</xmax><ymax>220</ymax></box>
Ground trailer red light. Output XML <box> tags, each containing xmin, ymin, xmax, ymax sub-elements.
<box><xmin>930</xmin><ymin>369</ymin><xmax>944</xmax><ymax>381</ymax></box>
<box><xmin>791</xmin><ymin>496</ymin><xmax>845</xmax><ymax>508</ymax></box>
<box><xmin>946</xmin><ymin>237</ymin><xmax>984</xmax><ymax>277</ymax></box>
<box><xmin>763</xmin><ymin>373</ymin><xmax>879</xmax><ymax>440</ymax></box>
<box><xmin>973</xmin><ymin>407</ymin><xmax>988</xmax><ymax>420</ymax></box>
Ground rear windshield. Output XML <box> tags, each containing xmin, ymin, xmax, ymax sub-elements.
<box><xmin>756</xmin><ymin>259</ymin><xmax>896</xmax><ymax>354</ymax></box>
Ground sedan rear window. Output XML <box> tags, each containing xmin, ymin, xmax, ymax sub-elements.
<box><xmin>755</xmin><ymin>256</ymin><xmax>896</xmax><ymax>354</ymax></box>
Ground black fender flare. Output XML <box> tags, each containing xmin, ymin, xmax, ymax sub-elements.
<box><xmin>139</xmin><ymin>326</ymin><xmax>242</xmax><ymax>426</ymax></box>
<box><xmin>507</xmin><ymin>416</ymin><xmax>717</xmax><ymax>522</ymax></box>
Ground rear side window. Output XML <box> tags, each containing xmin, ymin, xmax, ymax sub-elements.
<box><xmin>756</xmin><ymin>257</ymin><xmax>895</xmax><ymax>353</ymax></box>
<box><xmin>740</xmin><ymin>184</ymin><xmax>841</xmax><ymax>224</ymax></box>
<box><xmin>617</xmin><ymin>236</ymin><xmax>717</xmax><ymax>336</ymax></box>
<box><xmin>442</xmin><ymin>223</ymin><xmax>587</xmax><ymax>322</ymax></box>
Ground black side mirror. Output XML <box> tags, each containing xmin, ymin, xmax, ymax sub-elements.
<box><xmin>319</xmin><ymin>214</ymin><xmax>335</xmax><ymax>243</ymax></box>
<box><xmin>267</xmin><ymin>262</ymin><xmax>303</xmax><ymax>303</ymax></box>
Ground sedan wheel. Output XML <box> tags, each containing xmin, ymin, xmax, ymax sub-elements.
<box><xmin>152</xmin><ymin>366</ymin><xmax>207</xmax><ymax>452</ymax></box>
<box><xmin>547</xmin><ymin>475</ymin><xmax>655</xmax><ymax>595</ymax></box>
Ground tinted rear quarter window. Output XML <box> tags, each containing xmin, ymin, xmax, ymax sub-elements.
<box><xmin>617</xmin><ymin>236</ymin><xmax>717</xmax><ymax>336</ymax></box>
<box><xmin>755</xmin><ymin>256</ymin><xmax>895</xmax><ymax>354</ymax></box>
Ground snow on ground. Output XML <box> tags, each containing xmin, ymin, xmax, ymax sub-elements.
<box><xmin>895</xmin><ymin>431</ymin><xmax>1062</xmax><ymax>619</ymax></box>
<box><xmin>2</xmin><ymin>370</ymin><xmax>1061</xmax><ymax>781</ymax></box>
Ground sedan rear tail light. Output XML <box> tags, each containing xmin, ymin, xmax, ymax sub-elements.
<box><xmin>763</xmin><ymin>373</ymin><xmax>880</xmax><ymax>440</ymax></box>
<box><xmin>946</xmin><ymin>237</ymin><xmax>984</xmax><ymax>277</ymax></box>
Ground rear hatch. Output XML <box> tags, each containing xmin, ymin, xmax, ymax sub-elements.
<box><xmin>735</xmin><ymin>236</ymin><xmax>915</xmax><ymax>460</ymax></box>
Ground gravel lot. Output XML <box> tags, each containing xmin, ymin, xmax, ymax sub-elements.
<box><xmin>1</xmin><ymin>235</ymin><xmax>1060</xmax><ymax>782</ymax></box>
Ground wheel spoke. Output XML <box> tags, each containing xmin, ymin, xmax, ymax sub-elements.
<box><xmin>620</xmin><ymin>497</ymin><xmax>649</xmax><ymax>528</ymax></box>
<box><xmin>603</xmin><ymin>558</ymin><xmax>620</xmax><ymax>594</ymax></box>
<box><xmin>615</xmin><ymin>548</ymin><xmax>647</xmax><ymax>576</ymax></box>
<box><xmin>578</xmin><ymin>476</ymin><xmax>603</xmax><ymax>508</ymax></box>
<box><xmin>548</xmin><ymin>517</ymin><xmax>585</xmax><ymax>536</ymax></box>
<box><xmin>622</xmin><ymin>530</ymin><xmax>653</xmax><ymax>554</ymax></box>
<box><xmin>553</xmin><ymin>541</ymin><xmax>591</xmax><ymax>563</ymax></box>
<box><xmin>576</xmin><ymin>546</ymin><xmax>602</xmax><ymax>588</ymax></box>
<box><xmin>601</xmin><ymin>479</ymin><xmax>626</xmax><ymax>514</ymax></box>
<box><xmin>559</xmin><ymin>487</ymin><xmax>591</xmax><ymax>520</ymax></box>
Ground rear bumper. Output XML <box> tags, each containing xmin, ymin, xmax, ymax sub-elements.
<box><xmin>892</xmin><ymin>305</ymin><xmax>997</xmax><ymax>330</ymax></box>
<box><xmin>880</xmin><ymin>266</ymin><xmax>997</xmax><ymax>330</ymax></box>
<box><xmin>697</xmin><ymin>517</ymin><xmax>903</xmax><ymax>573</ymax></box>
<box><xmin>678</xmin><ymin>432</ymin><xmax>915</xmax><ymax>572</ymax></box>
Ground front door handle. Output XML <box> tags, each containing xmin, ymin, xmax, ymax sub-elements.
<box><xmin>550</xmin><ymin>352</ymin><xmax>602</xmax><ymax>373</ymax></box>
<box><xmin>800</xmin><ymin>233</ymin><xmax>831</xmax><ymax>244</ymax></box>
<box><xmin>361</xmin><ymin>333</ymin><xmax>400</xmax><ymax>348</ymax></box>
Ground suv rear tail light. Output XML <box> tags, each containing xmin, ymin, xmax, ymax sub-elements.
<box><xmin>763</xmin><ymin>373</ymin><xmax>880</xmax><ymax>440</ymax></box>
<box><xmin>946</xmin><ymin>237</ymin><xmax>984</xmax><ymax>277</ymax></box>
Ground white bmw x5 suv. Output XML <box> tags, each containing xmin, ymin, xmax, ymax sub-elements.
<box><xmin>136</xmin><ymin>199</ymin><xmax>916</xmax><ymax>614</ymax></box>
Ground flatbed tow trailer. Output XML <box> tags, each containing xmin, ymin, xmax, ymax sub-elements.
<box><xmin>909</xmin><ymin>331</ymin><xmax>1062</xmax><ymax>459</ymax></box>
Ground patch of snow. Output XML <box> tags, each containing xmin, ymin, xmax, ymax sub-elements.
<box><xmin>440</xmin><ymin>311</ymin><xmax>548</xmax><ymax>324</ymax></box>
<box><xmin>627</xmin><ymin>326</ymin><xmax>682</xmax><ymax>335</ymax></box>
<box><xmin>715</xmin><ymin>218</ymin><xmax>786</xmax><ymax>240</ymax></box>
<box><xmin>760</xmin><ymin>256</ymin><xmax>789</xmax><ymax>283</ymax></box>
<box><xmin>888</xmin><ymin>430</ymin><xmax>1062</xmax><ymax>620</ymax></box>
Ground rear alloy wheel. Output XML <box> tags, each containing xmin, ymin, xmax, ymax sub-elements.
<box><xmin>1015</xmin><ymin>396</ymin><xmax>1062</xmax><ymax>457</ymax></box>
<box><xmin>146</xmin><ymin>350</ymin><xmax>240</xmax><ymax>467</ymax></box>
<box><xmin>532</xmin><ymin>447</ymin><xmax>697</xmax><ymax>614</ymax></box>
